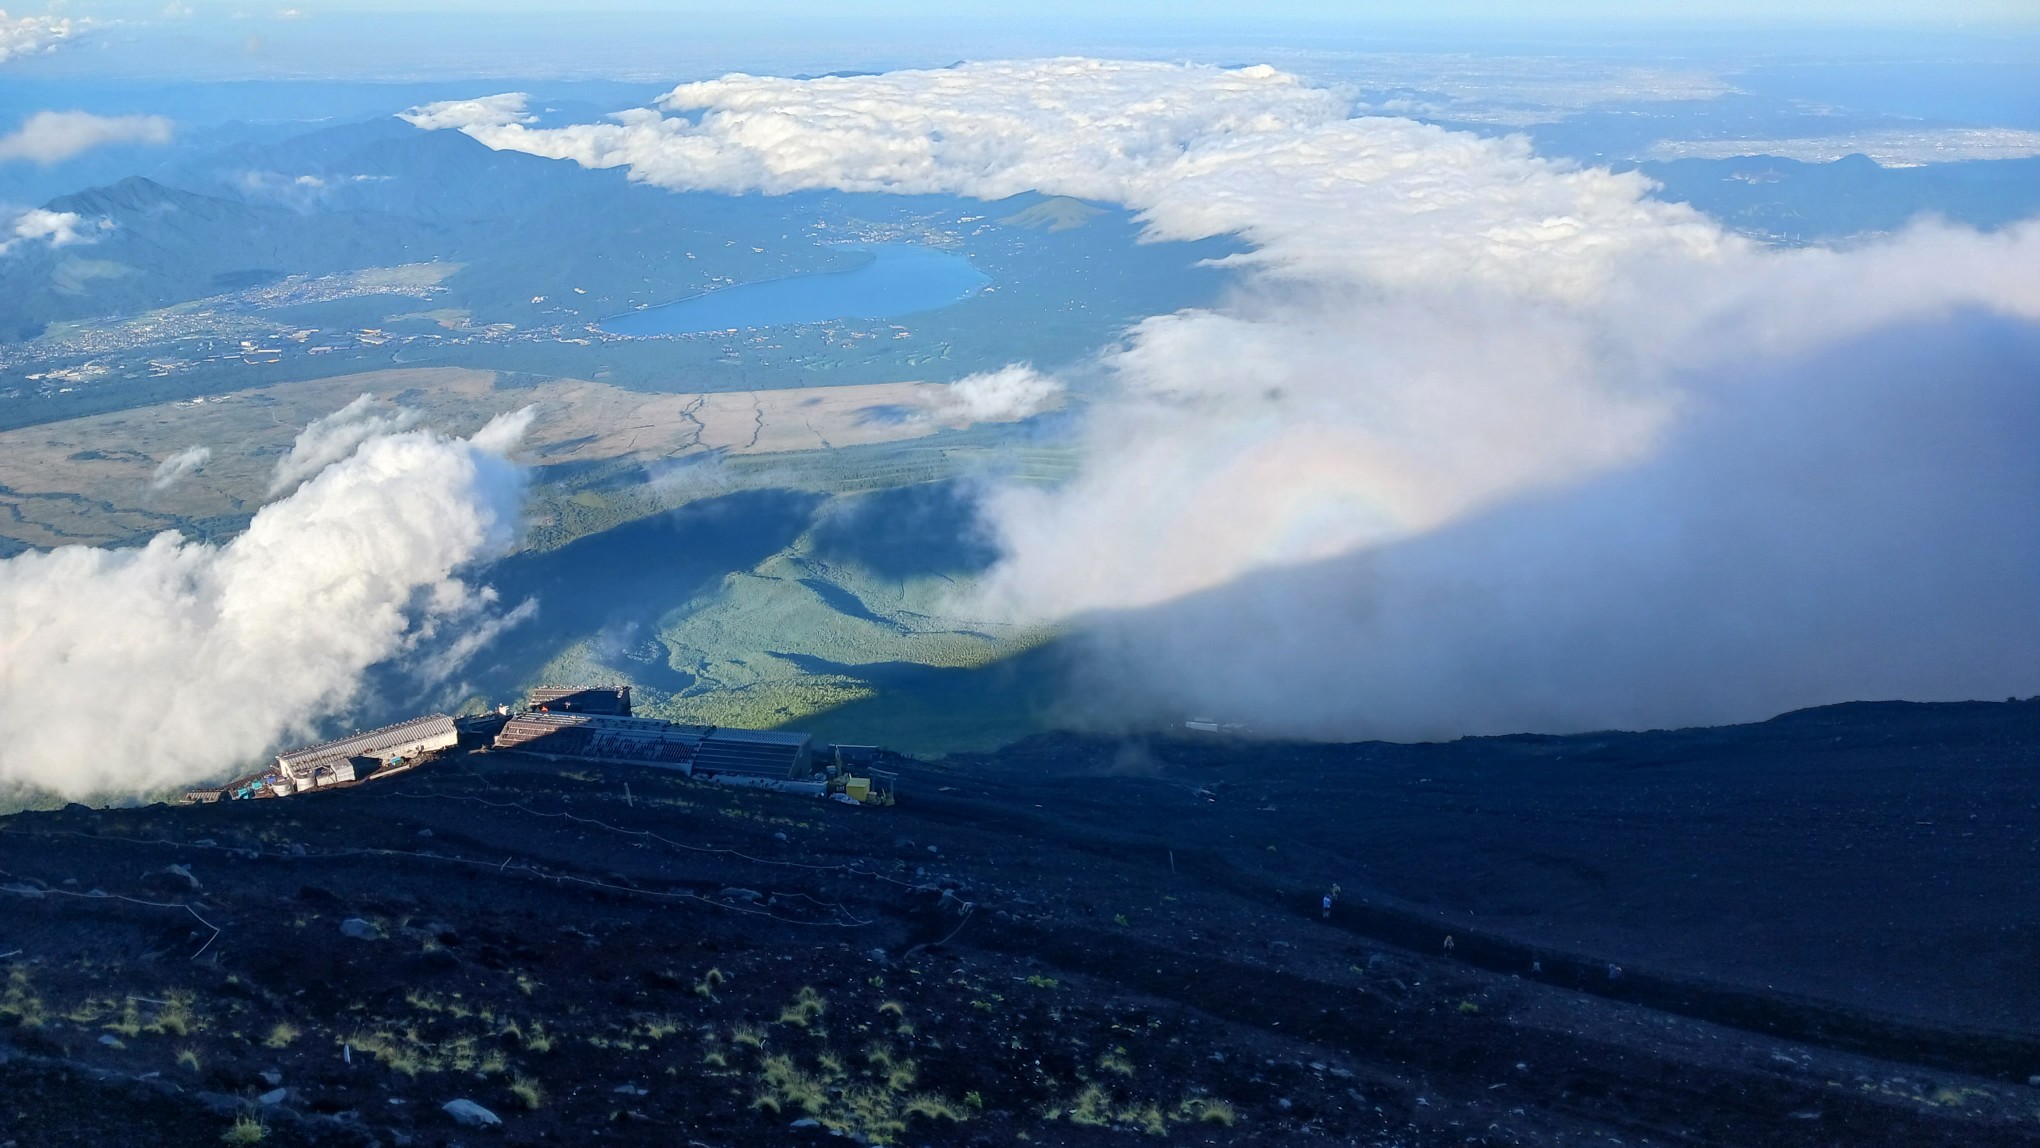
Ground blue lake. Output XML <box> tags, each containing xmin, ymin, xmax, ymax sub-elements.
<box><xmin>602</xmin><ymin>244</ymin><xmax>990</xmax><ymax>336</ymax></box>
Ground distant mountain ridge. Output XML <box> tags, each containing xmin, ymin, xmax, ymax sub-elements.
<box><xmin>5</xmin><ymin>176</ymin><xmax>419</xmax><ymax>338</ymax></box>
<box><xmin>153</xmin><ymin>115</ymin><xmax>617</xmax><ymax>222</ymax></box>
<box><xmin>0</xmin><ymin>118</ymin><xmax>847</xmax><ymax>342</ymax></box>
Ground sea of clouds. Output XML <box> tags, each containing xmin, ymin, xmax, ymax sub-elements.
<box><xmin>406</xmin><ymin>59</ymin><xmax>2040</xmax><ymax>736</ymax></box>
<box><xmin>5</xmin><ymin>55</ymin><xmax>2035</xmax><ymax>801</ymax></box>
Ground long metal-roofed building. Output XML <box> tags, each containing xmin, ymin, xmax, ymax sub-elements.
<box><xmin>528</xmin><ymin>686</ymin><xmax>632</xmax><ymax>716</ymax></box>
<box><xmin>491</xmin><ymin>703</ymin><xmax>818</xmax><ymax>792</ymax></box>
<box><xmin>493</xmin><ymin>712</ymin><xmax>707</xmax><ymax>771</ymax></box>
<box><xmin>692</xmin><ymin>728</ymin><xmax>814</xmax><ymax>780</ymax></box>
<box><xmin>272</xmin><ymin>713</ymin><xmax>458</xmax><ymax>794</ymax></box>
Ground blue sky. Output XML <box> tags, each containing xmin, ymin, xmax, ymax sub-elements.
<box><xmin>69</xmin><ymin>0</ymin><xmax>2040</xmax><ymax>17</ymax></box>
<box><xmin>11</xmin><ymin>0</ymin><xmax>2032</xmax><ymax>84</ymax></box>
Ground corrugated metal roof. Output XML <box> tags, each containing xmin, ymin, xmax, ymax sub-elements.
<box><xmin>693</xmin><ymin>729</ymin><xmax>813</xmax><ymax>779</ymax></box>
<box><xmin>704</xmin><ymin>728</ymin><xmax>811</xmax><ymax>747</ymax></box>
<box><xmin>495</xmin><ymin>713</ymin><xmax>708</xmax><ymax>770</ymax></box>
<box><xmin>276</xmin><ymin>714</ymin><xmax>458</xmax><ymax>771</ymax></box>
<box><xmin>494</xmin><ymin>717</ymin><xmax>812</xmax><ymax>778</ymax></box>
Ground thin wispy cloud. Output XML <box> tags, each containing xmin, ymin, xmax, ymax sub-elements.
<box><xmin>1649</xmin><ymin>128</ymin><xmax>2040</xmax><ymax>166</ymax></box>
<box><xmin>0</xmin><ymin>110</ymin><xmax>175</xmax><ymax>165</ymax></box>
<box><xmin>149</xmin><ymin>445</ymin><xmax>211</xmax><ymax>491</ymax></box>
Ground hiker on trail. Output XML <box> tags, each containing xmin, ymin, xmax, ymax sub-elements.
<box><xmin>1321</xmin><ymin>894</ymin><xmax>1333</xmax><ymax>918</ymax></box>
<box><xmin>1443</xmin><ymin>934</ymin><xmax>1455</xmax><ymax>954</ymax></box>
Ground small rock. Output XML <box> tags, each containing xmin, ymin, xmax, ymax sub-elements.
<box><xmin>926</xmin><ymin>845</ymin><xmax>939</xmax><ymax>854</ymax></box>
<box><xmin>97</xmin><ymin>1034</ymin><xmax>122</xmax><ymax>1047</ymax></box>
<box><xmin>258</xmin><ymin>1069</ymin><xmax>283</xmax><ymax>1087</ymax></box>
<box><xmin>2030</xmin><ymin>1074</ymin><xmax>2040</xmax><ymax>1087</ymax></box>
<box><xmin>790</xmin><ymin>1118</ymin><xmax>821</xmax><ymax>1128</ymax></box>
<box><xmin>339</xmin><ymin>917</ymin><xmax>381</xmax><ymax>941</ymax></box>
<box><xmin>718</xmin><ymin>888</ymin><xmax>763</xmax><ymax>903</ymax></box>
<box><xmin>258</xmin><ymin>1088</ymin><xmax>289</xmax><ymax>1107</ymax></box>
<box><xmin>612</xmin><ymin>1083</ymin><xmax>647</xmax><ymax>1096</ymax></box>
<box><xmin>287</xmin><ymin>843</ymin><xmax>307</xmax><ymax>857</ymax></box>
<box><xmin>194</xmin><ymin>838</ymin><xmax>217</xmax><ymax>847</ymax></box>
<box><xmin>772</xmin><ymin>832</ymin><xmax>788</xmax><ymax>842</ymax></box>
<box><xmin>442</xmin><ymin>1098</ymin><xmax>501</xmax><ymax>1127</ymax></box>
<box><xmin>417</xmin><ymin>829</ymin><xmax>434</xmax><ymax>839</ymax></box>
<box><xmin>148</xmin><ymin>864</ymin><xmax>200</xmax><ymax>893</ymax></box>
<box><xmin>1277</xmin><ymin>1097</ymin><xmax>1293</xmax><ymax>1111</ymax></box>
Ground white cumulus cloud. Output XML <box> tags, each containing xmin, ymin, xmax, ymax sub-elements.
<box><xmin>0</xmin><ymin>408</ymin><xmax>534</xmax><ymax>800</ymax></box>
<box><xmin>149</xmin><ymin>445</ymin><xmax>211</xmax><ymax>490</ymax></box>
<box><xmin>0</xmin><ymin>207</ymin><xmax>109</xmax><ymax>255</ymax></box>
<box><xmin>409</xmin><ymin>59</ymin><xmax>2040</xmax><ymax>737</ymax></box>
<box><xmin>926</xmin><ymin>364</ymin><xmax>1065</xmax><ymax>426</ymax></box>
<box><xmin>404</xmin><ymin>62</ymin><xmax>1726</xmax><ymax>301</ymax></box>
<box><xmin>398</xmin><ymin>92</ymin><xmax>534</xmax><ymax>134</ymax></box>
<box><xmin>270</xmin><ymin>392</ymin><xmax>425</xmax><ymax>496</ymax></box>
<box><xmin>0</xmin><ymin>110</ymin><xmax>175</xmax><ymax>165</ymax></box>
<box><xmin>0</xmin><ymin>9</ymin><xmax>73</xmax><ymax>64</ymax></box>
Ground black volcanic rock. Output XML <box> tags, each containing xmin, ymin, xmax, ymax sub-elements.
<box><xmin>1</xmin><ymin>702</ymin><xmax>2037</xmax><ymax>1145</ymax></box>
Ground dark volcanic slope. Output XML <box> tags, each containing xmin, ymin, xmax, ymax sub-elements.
<box><xmin>1</xmin><ymin>701</ymin><xmax>2037</xmax><ymax>1147</ymax></box>
<box><xmin>947</xmin><ymin>700</ymin><xmax>2040</xmax><ymax>1036</ymax></box>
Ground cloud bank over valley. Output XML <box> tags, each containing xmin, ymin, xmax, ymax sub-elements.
<box><xmin>399</xmin><ymin>59</ymin><xmax>2040</xmax><ymax>738</ymax></box>
<box><xmin>94</xmin><ymin>57</ymin><xmax>2040</xmax><ymax>745</ymax></box>
<box><xmin>0</xmin><ymin>406</ymin><xmax>534</xmax><ymax>800</ymax></box>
